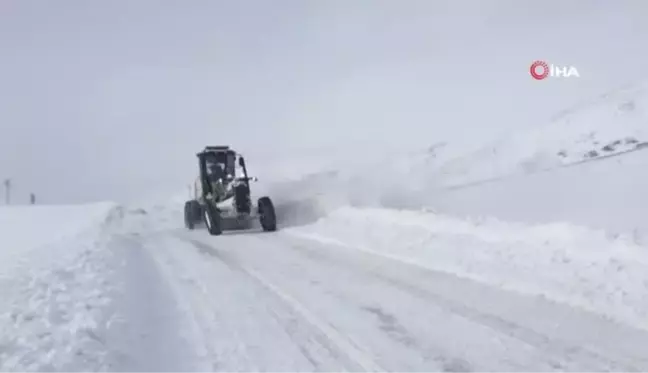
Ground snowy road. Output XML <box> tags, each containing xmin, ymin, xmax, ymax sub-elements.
<box><xmin>121</xmin><ymin>226</ymin><xmax>648</xmax><ymax>372</ymax></box>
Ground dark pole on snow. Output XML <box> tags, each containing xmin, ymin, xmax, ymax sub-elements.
<box><xmin>3</xmin><ymin>178</ymin><xmax>10</xmax><ymax>205</ymax></box>
<box><xmin>30</xmin><ymin>193</ymin><xmax>36</xmax><ymax>205</ymax></box>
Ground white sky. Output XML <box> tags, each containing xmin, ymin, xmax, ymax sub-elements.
<box><xmin>1</xmin><ymin>0</ymin><xmax>647</xmax><ymax>203</ymax></box>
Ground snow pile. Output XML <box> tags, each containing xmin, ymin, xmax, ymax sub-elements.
<box><xmin>0</xmin><ymin>202</ymin><xmax>120</xmax><ymax>371</ymax></box>
<box><xmin>288</xmin><ymin>207</ymin><xmax>648</xmax><ymax>331</ymax></box>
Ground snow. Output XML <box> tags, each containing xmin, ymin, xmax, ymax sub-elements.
<box><xmin>265</xmin><ymin>80</ymin><xmax>648</xmax><ymax>335</ymax></box>
<box><xmin>270</xmin><ymin>80</ymin><xmax>648</xmax><ymax>234</ymax></box>
<box><xmin>286</xmin><ymin>206</ymin><xmax>648</xmax><ymax>332</ymax></box>
<box><xmin>424</xmin><ymin>146</ymin><xmax>648</xmax><ymax>242</ymax></box>
<box><xmin>429</xmin><ymin>82</ymin><xmax>648</xmax><ymax>187</ymax></box>
<box><xmin>0</xmin><ymin>202</ymin><xmax>120</xmax><ymax>371</ymax></box>
<box><xmin>397</xmin><ymin>81</ymin><xmax>648</xmax><ymax>242</ymax></box>
<box><xmin>0</xmin><ymin>203</ymin><xmax>115</xmax><ymax>277</ymax></box>
<box><xmin>3</xmin><ymin>38</ymin><xmax>648</xmax><ymax>373</ymax></box>
<box><xmin>4</xmin><ymin>85</ymin><xmax>648</xmax><ymax>369</ymax></box>
<box><xmin>139</xmin><ymin>221</ymin><xmax>648</xmax><ymax>371</ymax></box>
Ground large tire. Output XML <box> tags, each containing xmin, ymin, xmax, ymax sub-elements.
<box><xmin>203</xmin><ymin>202</ymin><xmax>223</xmax><ymax>236</ymax></box>
<box><xmin>184</xmin><ymin>200</ymin><xmax>201</xmax><ymax>230</ymax></box>
<box><xmin>257</xmin><ymin>196</ymin><xmax>277</xmax><ymax>232</ymax></box>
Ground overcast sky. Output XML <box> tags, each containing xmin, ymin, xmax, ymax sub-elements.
<box><xmin>1</xmin><ymin>0</ymin><xmax>647</xmax><ymax>204</ymax></box>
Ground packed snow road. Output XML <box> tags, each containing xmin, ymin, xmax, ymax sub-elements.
<box><xmin>128</xmin><ymin>225</ymin><xmax>648</xmax><ymax>372</ymax></box>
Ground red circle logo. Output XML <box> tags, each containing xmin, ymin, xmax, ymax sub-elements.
<box><xmin>530</xmin><ymin>60</ymin><xmax>549</xmax><ymax>80</ymax></box>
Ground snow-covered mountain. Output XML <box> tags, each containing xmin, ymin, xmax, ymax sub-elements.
<box><xmin>429</xmin><ymin>82</ymin><xmax>648</xmax><ymax>187</ymax></box>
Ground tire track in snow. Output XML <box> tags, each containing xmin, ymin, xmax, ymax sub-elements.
<box><xmin>101</xmin><ymin>235</ymin><xmax>203</xmax><ymax>371</ymax></box>
<box><xmin>137</xmin><ymin>234</ymin><xmax>226</xmax><ymax>371</ymax></box>
<box><xmin>186</xmin><ymin>233</ymin><xmax>541</xmax><ymax>371</ymax></box>
<box><xmin>280</xmin><ymin>231</ymin><xmax>648</xmax><ymax>371</ymax></box>
<box><xmin>187</xmin><ymin>238</ymin><xmax>385</xmax><ymax>372</ymax></box>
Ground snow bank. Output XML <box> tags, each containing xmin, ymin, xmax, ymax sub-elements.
<box><xmin>288</xmin><ymin>207</ymin><xmax>648</xmax><ymax>332</ymax></box>
<box><xmin>0</xmin><ymin>203</ymin><xmax>116</xmax><ymax>275</ymax></box>
<box><xmin>0</xmin><ymin>202</ymin><xmax>121</xmax><ymax>371</ymax></box>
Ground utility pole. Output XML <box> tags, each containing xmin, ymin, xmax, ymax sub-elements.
<box><xmin>3</xmin><ymin>179</ymin><xmax>10</xmax><ymax>205</ymax></box>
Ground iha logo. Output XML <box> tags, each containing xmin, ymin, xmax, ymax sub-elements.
<box><xmin>530</xmin><ymin>60</ymin><xmax>580</xmax><ymax>80</ymax></box>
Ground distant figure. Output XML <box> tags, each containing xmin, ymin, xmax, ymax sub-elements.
<box><xmin>30</xmin><ymin>193</ymin><xmax>35</xmax><ymax>205</ymax></box>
